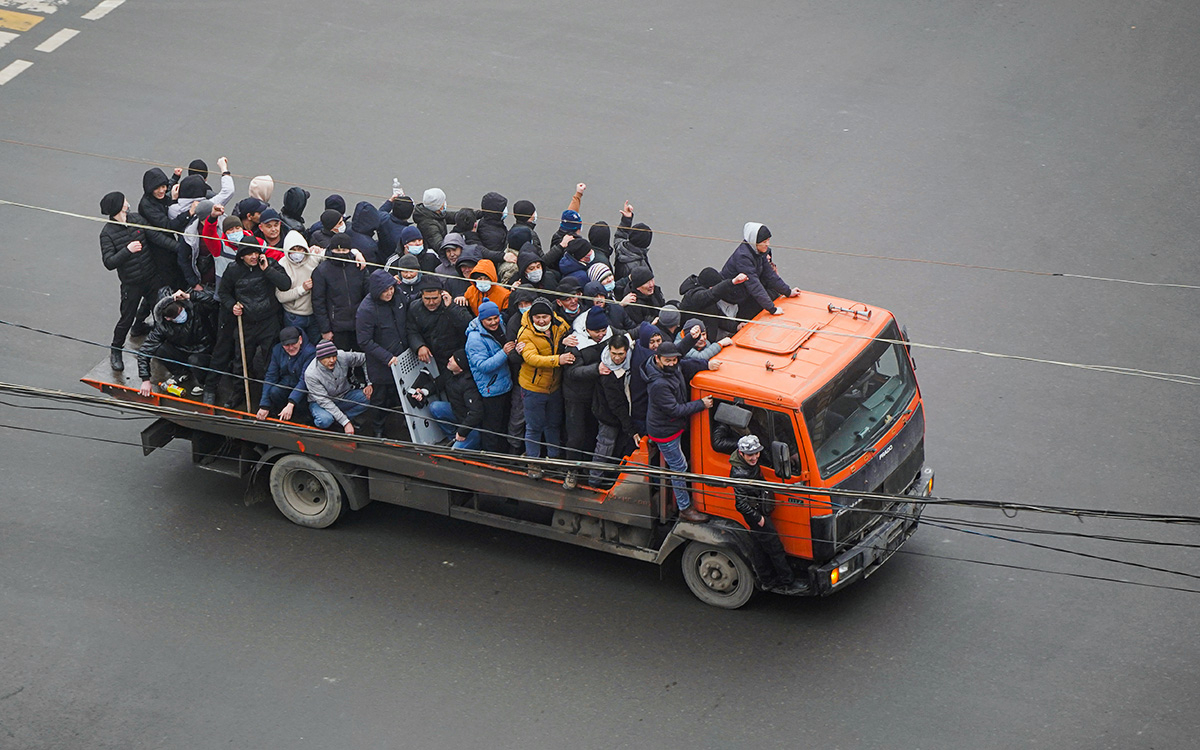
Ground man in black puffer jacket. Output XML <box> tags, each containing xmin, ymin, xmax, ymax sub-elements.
<box><xmin>137</xmin><ymin>168</ymin><xmax>190</xmax><ymax>291</ymax></box>
<box><xmin>679</xmin><ymin>267</ymin><xmax>749</xmax><ymax>340</ymax></box>
<box><xmin>476</xmin><ymin>191</ymin><xmax>509</xmax><ymax>263</ymax></box>
<box><xmin>406</xmin><ymin>278</ymin><xmax>474</xmax><ymax>369</ymax></box>
<box><xmin>312</xmin><ymin>233</ymin><xmax>369</xmax><ymax>352</ymax></box>
<box><xmin>215</xmin><ymin>241</ymin><xmax>291</xmax><ymax>384</ymax></box>
<box><xmin>280</xmin><ymin>187</ymin><xmax>310</xmax><ymax>242</ymax></box>
<box><xmin>730</xmin><ymin>434</ymin><xmax>798</xmax><ymax>592</ymax></box>
<box><xmin>137</xmin><ymin>289</ymin><xmax>219</xmax><ymax>397</ymax></box>
<box><xmin>356</xmin><ymin>270</ymin><xmax>408</xmax><ymax>436</ymax></box>
<box><xmin>100</xmin><ymin>191</ymin><xmax>159</xmax><ymax>371</ymax></box>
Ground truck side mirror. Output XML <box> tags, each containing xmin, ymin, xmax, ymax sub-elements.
<box><xmin>770</xmin><ymin>441</ymin><xmax>792</xmax><ymax>480</ymax></box>
<box><xmin>901</xmin><ymin>325</ymin><xmax>914</xmax><ymax>369</ymax></box>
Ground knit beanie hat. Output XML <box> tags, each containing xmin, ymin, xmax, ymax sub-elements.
<box><xmin>477</xmin><ymin>299</ymin><xmax>501</xmax><ymax>320</ymax></box>
<box><xmin>422</xmin><ymin>187</ymin><xmax>447</xmax><ymax>212</ymax></box>
<box><xmin>529</xmin><ymin>298</ymin><xmax>555</xmax><ymax>318</ymax></box>
<box><xmin>512</xmin><ymin>199</ymin><xmax>535</xmax><ymax>221</ymax></box>
<box><xmin>324</xmin><ymin>194</ymin><xmax>346</xmax><ymax>215</ymax></box>
<box><xmin>757</xmin><ymin>225</ymin><xmax>772</xmax><ymax>243</ymax></box>
<box><xmin>585</xmin><ymin>305</ymin><xmax>609</xmax><ymax>331</ymax></box>
<box><xmin>630</xmin><ymin>268</ymin><xmax>654</xmax><ymax>289</ymax></box>
<box><xmin>100</xmin><ymin>191</ymin><xmax>125</xmax><ymax>217</ymax></box>
<box><xmin>629</xmin><ymin>222</ymin><xmax>653</xmax><ymax>249</ymax></box>
<box><xmin>178</xmin><ymin>175</ymin><xmax>207</xmax><ymax>200</ymax></box>
<box><xmin>451</xmin><ymin>349</ymin><xmax>470</xmax><ymax>371</ymax></box>
<box><xmin>587</xmin><ymin>263</ymin><xmax>613</xmax><ymax>284</ymax></box>
<box><xmin>566</xmin><ymin>237</ymin><xmax>592</xmax><ymax>260</ymax></box>
<box><xmin>659</xmin><ymin>305</ymin><xmax>681</xmax><ymax>328</ymax></box>
<box><xmin>391</xmin><ymin>195</ymin><xmax>415</xmax><ymax>221</ymax></box>
<box><xmin>588</xmin><ymin>221</ymin><xmax>611</xmax><ymax>249</ymax></box>
<box><xmin>559</xmin><ymin>210</ymin><xmax>582</xmax><ymax>233</ymax></box>
<box><xmin>222</xmin><ymin>216</ymin><xmax>243</xmax><ymax>233</ymax></box>
<box><xmin>507</xmin><ymin>224</ymin><xmax>532</xmax><ymax>251</ymax></box>
<box><xmin>320</xmin><ymin>209</ymin><xmax>343</xmax><ymax>232</ymax></box>
<box><xmin>698</xmin><ymin>267</ymin><xmax>723</xmax><ymax>288</ymax></box>
<box><xmin>328</xmin><ymin>232</ymin><xmax>353</xmax><ymax>250</ymax></box>
<box><xmin>194</xmin><ymin>200</ymin><xmax>214</xmax><ymax>223</ymax></box>
<box><xmin>397</xmin><ymin>254</ymin><xmax>421</xmax><ymax>272</ymax></box>
<box><xmin>315</xmin><ymin>341</ymin><xmax>338</xmax><ymax>359</ymax></box>
<box><xmin>400</xmin><ymin>225</ymin><xmax>423</xmax><ymax>245</ymax></box>
<box><xmin>187</xmin><ymin>159</ymin><xmax>208</xmax><ymax>178</ymax></box>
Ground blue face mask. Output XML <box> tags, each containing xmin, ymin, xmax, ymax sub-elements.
<box><xmin>501</xmin><ymin>207</ymin><xmax>509</xmax><ymax>222</ymax></box>
<box><xmin>407</xmin><ymin>243</ymin><xmax>424</xmax><ymax>255</ymax></box>
<box><xmin>475</xmin><ymin>279</ymin><xmax>493</xmax><ymax>293</ymax></box>
<box><xmin>603</xmin><ymin>280</ymin><xmax>615</xmax><ymax>293</ymax></box>
<box><xmin>173</xmin><ymin>309</ymin><xmax>188</xmax><ymax>324</ymax></box>
<box><xmin>227</xmin><ymin>229</ymin><xmax>245</xmax><ymax>244</ymax></box>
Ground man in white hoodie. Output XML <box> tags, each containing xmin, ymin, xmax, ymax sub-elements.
<box><xmin>719</xmin><ymin>222</ymin><xmax>801</xmax><ymax>318</ymax></box>
<box><xmin>276</xmin><ymin>230</ymin><xmax>324</xmax><ymax>344</ymax></box>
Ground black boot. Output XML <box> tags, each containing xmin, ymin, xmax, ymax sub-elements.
<box><xmin>202</xmin><ymin>388</ymin><xmax>217</xmax><ymax>406</ymax></box>
<box><xmin>109</xmin><ymin>348</ymin><xmax>125</xmax><ymax>372</ymax></box>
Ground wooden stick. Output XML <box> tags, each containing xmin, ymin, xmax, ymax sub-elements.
<box><xmin>235</xmin><ymin>309</ymin><xmax>251</xmax><ymax>411</ymax></box>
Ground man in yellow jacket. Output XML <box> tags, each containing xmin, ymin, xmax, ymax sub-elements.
<box><xmin>517</xmin><ymin>297</ymin><xmax>578</xmax><ymax>477</ymax></box>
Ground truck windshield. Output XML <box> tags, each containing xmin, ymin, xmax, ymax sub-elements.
<box><xmin>803</xmin><ymin>322</ymin><xmax>916</xmax><ymax>478</ymax></box>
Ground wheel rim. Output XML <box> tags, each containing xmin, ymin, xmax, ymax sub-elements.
<box><xmin>696</xmin><ymin>550</ymin><xmax>741</xmax><ymax>594</ymax></box>
<box><xmin>280</xmin><ymin>468</ymin><xmax>330</xmax><ymax>517</ymax></box>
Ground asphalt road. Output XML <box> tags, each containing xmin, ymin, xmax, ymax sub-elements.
<box><xmin>1</xmin><ymin>1</ymin><xmax>1197</xmax><ymax>748</ymax></box>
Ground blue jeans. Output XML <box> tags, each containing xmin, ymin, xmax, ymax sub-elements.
<box><xmin>655</xmin><ymin>435</ymin><xmax>692</xmax><ymax>511</ymax></box>
<box><xmin>309</xmin><ymin>388</ymin><xmax>370</xmax><ymax>430</ymax></box>
<box><xmin>429</xmin><ymin>400</ymin><xmax>481</xmax><ymax>450</ymax></box>
<box><xmin>522</xmin><ymin>388</ymin><xmax>563</xmax><ymax>458</ymax></box>
<box><xmin>260</xmin><ymin>383</ymin><xmax>295</xmax><ymax>412</ymax></box>
<box><xmin>283</xmin><ymin>311</ymin><xmax>321</xmax><ymax>349</ymax></box>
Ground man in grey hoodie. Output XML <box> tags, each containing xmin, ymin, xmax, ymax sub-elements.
<box><xmin>304</xmin><ymin>340</ymin><xmax>373</xmax><ymax>434</ymax></box>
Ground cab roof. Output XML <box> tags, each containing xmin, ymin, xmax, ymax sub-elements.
<box><xmin>692</xmin><ymin>289</ymin><xmax>895</xmax><ymax>406</ymax></box>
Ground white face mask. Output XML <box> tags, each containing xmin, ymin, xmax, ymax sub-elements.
<box><xmin>407</xmin><ymin>243</ymin><xmax>424</xmax><ymax>255</ymax></box>
<box><xmin>527</xmin><ymin>268</ymin><xmax>543</xmax><ymax>283</ymax></box>
<box><xmin>530</xmin><ymin>211</ymin><xmax>537</xmax><ymax>226</ymax></box>
<box><xmin>227</xmin><ymin>229</ymin><xmax>245</xmax><ymax>243</ymax></box>
<box><xmin>501</xmin><ymin>207</ymin><xmax>509</xmax><ymax>221</ymax></box>
<box><xmin>533</xmin><ymin>320</ymin><xmax>551</xmax><ymax>332</ymax></box>
<box><xmin>173</xmin><ymin>309</ymin><xmax>188</xmax><ymax>324</ymax></box>
<box><xmin>335</xmin><ymin>222</ymin><xmax>346</xmax><ymax>234</ymax></box>
<box><xmin>582</xmin><ymin>251</ymin><xmax>594</xmax><ymax>264</ymax></box>
<box><xmin>518</xmin><ymin>305</ymin><xmax>532</xmax><ymax>315</ymax></box>
<box><xmin>287</xmin><ymin>251</ymin><xmax>305</xmax><ymax>263</ymax></box>
<box><xmin>401</xmin><ymin>274</ymin><xmax>419</xmax><ymax>285</ymax></box>
<box><xmin>475</xmin><ymin>279</ymin><xmax>492</xmax><ymax>293</ymax></box>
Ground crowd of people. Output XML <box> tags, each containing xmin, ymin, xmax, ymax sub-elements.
<box><xmin>99</xmin><ymin>159</ymin><xmax>801</xmax><ymax>501</ymax></box>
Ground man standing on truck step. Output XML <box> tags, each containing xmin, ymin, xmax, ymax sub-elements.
<box><xmin>516</xmin><ymin>297</ymin><xmax>578</xmax><ymax>478</ymax></box>
<box><xmin>721</xmin><ymin>223</ymin><xmax>802</xmax><ymax>318</ymax></box>
<box><xmin>730</xmin><ymin>434</ymin><xmax>800</xmax><ymax>592</ymax></box>
<box><xmin>305</xmin><ymin>340</ymin><xmax>373</xmax><ymax>434</ymax></box>
<box><xmin>99</xmin><ymin>191</ymin><xmax>158</xmax><ymax>372</ymax></box>
<box><xmin>645</xmin><ymin>341</ymin><xmax>720</xmax><ymax>523</ymax></box>
<box><xmin>255</xmin><ymin>327</ymin><xmax>316</xmax><ymax>422</ymax></box>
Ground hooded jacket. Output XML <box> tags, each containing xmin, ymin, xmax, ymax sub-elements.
<box><xmin>433</xmin><ymin>238</ymin><xmax>472</xmax><ymax>299</ymax></box>
<box><xmin>464</xmin><ymin>314</ymin><xmax>512</xmax><ymax>398</ymax></box>
<box><xmin>516</xmin><ymin>306</ymin><xmax>572</xmax><ymax>394</ymax></box>
<box><xmin>413</xmin><ymin>202</ymin><xmax>448</xmax><ymax>253</ymax></box>
<box><xmin>613</xmin><ymin>278</ymin><xmax>665</xmax><ymax>327</ymax></box>
<box><xmin>679</xmin><ymin>270</ymin><xmax>743</xmax><ymax>338</ymax></box>
<box><xmin>171</xmin><ymin>172</ymin><xmax>235</xmax><ymax>285</ymax></box>
<box><xmin>260</xmin><ymin>338</ymin><xmax>317</xmax><ymax>408</ymax></box>
<box><xmin>509</xmin><ymin>220</ymin><xmax>542</xmax><ymax>256</ymax></box>
<box><xmin>612</xmin><ymin>213</ymin><xmax>653</xmax><ymax>283</ymax></box>
<box><xmin>463</xmin><ymin>258</ymin><xmax>510</xmax><ymax>314</ymax></box>
<box><xmin>562</xmin><ymin>331</ymin><xmax>612</xmax><ymax>404</ymax></box>
<box><xmin>276</xmin><ymin>233</ymin><xmax>322</xmax><ymax>315</ymax></box>
<box><xmin>376</xmin><ymin>197</ymin><xmax>414</xmax><ymax>258</ymax></box>
<box><xmin>355</xmin><ymin>270</ymin><xmax>409</xmax><ymax>386</ymax></box>
<box><xmin>217</xmin><ymin>255</ymin><xmax>291</xmax><ymax>324</ymax></box>
<box><xmin>312</xmin><ymin>250</ymin><xmax>368</xmax><ymax>334</ymax></box>
<box><xmin>593</xmin><ymin>343</ymin><xmax>635</xmax><ymax>434</ymax></box>
<box><xmin>349</xmin><ymin>201</ymin><xmax>382</xmax><ymax>266</ymax></box>
<box><xmin>137</xmin><ymin>168</ymin><xmax>190</xmax><ymax>282</ymax></box>
<box><xmin>558</xmin><ymin>250</ymin><xmax>593</xmax><ymax>288</ymax></box>
<box><xmin>280</xmin><ymin>187</ymin><xmax>310</xmax><ymax>241</ymax></box>
<box><xmin>137</xmin><ymin>289</ymin><xmax>218</xmax><ymax>380</ymax></box>
<box><xmin>516</xmin><ymin>246</ymin><xmax>559</xmax><ymax>290</ymax></box>
<box><xmin>100</xmin><ymin>213</ymin><xmax>158</xmax><ymax>287</ymax></box>
<box><xmin>405</xmin><ymin>294</ymin><xmax>474</xmax><ymax>366</ymax></box>
<box><xmin>476</xmin><ymin>192</ymin><xmax>509</xmax><ymax>262</ymax></box>
<box><xmin>304</xmin><ymin>351</ymin><xmax>369</xmax><ymax>426</ymax></box>
<box><xmin>720</xmin><ymin>223</ymin><xmax>791</xmax><ymax>315</ymax></box>
<box><xmin>629</xmin><ymin>322</ymin><xmax>701</xmax><ymax>434</ymax></box>
<box><xmin>644</xmin><ymin>354</ymin><xmax>706</xmax><ymax>441</ymax></box>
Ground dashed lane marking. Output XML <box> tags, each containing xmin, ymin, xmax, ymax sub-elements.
<box><xmin>0</xmin><ymin>8</ymin><xmax>43</xmax><ymax>31</ymax></box>
<box><xmin>0</xmin><ymin>58</ymin><xmax>32</xmax><ymax>84</ymax></box>
<box><xmin>34</xmin><ymin>26</ymin><xmax>76</xmax><ymax>51</ymax></box>
<box><xmin>0</xmin><ymin>30</ymin><xmax>17</xmax><ymax>48</ymax></box>
<box><xmin>80</xmin><ymin>0</ymin><xmax>120</xmax><ymax>21</ymax></box>
<box><xmin>0</xmin><ymin>1</ymin><xmax>67</xmax><ymax>14</ymax></box>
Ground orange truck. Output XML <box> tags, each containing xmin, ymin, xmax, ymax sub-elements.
<box><xmin>83</xmin><ymin>290</ymin><xmax>932</xmax><ymax>609</ymax></box>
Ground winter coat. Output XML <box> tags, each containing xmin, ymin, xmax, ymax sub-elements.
<box><xmin>100</xmin><ymin>214</ymin><xmax>157</xmax><ymax>287</ymax></box>
<box><xmin>405</xmin><ymin>297</ymin><xmax>474</xmax><ymax>366</ymax></box>
<box><xmin>136</xmin><ymin>290</ymin><xmax>218</xmax><ymax>380</ymax></box>
<box><xmin>280</xmin><ymin>187</ymin><xmax>310</xmax><ymax>242</ymax></box>
<box><xmin>444</xmin><ymin>369</ymin><xmax>484</xmax><ymax>435</ymax></box>
<box><xmin>509</xmin><ymin>220</ymin><xmax>542</xmax><ymax>256</ymax></box>
<box><xmin>612</xmin><ymin>214</ymin><xmax>652</xmax><ymax>283</ymax></box>
<box><xmin>562</xmin><ymin>333</ymin><xmax>608</xmax><ymax>404</ymax></box>
<box><xmin>730</xmin><ymin>450</ymin><xmax>772</xmax><ymax>526</ymax></box>
<box><xmin>644</xmin><ymin>356</ymin><xmax>705</xmax><ymax>441</ymax></box>
<box><xmin>476</xmin><ymin>192</ymin><xmax>508</xmax><ymax>262</ymax></box>
<box><xmin>260</xmin><ymin>339</ymin><xmax>317</xmax><ymax>407</ymax></box>
<box><xmin>679</xmin><ymin>273</ymin><xmax>743</xmax><ymax>338</ymax></box>
<box><xmin>463</xmin><ymin>259</ymin><xmax>510</xmax><ymax>314</ymax></box>
<box><xmin>276</xmin><ymin>244</ymin><xmax>322</xmax><ymax>316</ymax></box>
<box><xmin>304</xmin><ymin>351</ymin><xmax>368</xmax><ymax>426</ymax></box>
<box><xmin>355</xmin><ymin>270</ymin><xmax>408</xmax><ymax>386</ymax></box>
<box><xmin>200</xmin><ymin>216</ymin><xmax>263</xmax><ymax>283</ymax></box>
<box><xmin>311</xmin><ymin>250</ymin><xmax>368</xmax><ymax>334</ymax></box>
<box><xmin>515</xmin><ymin>246</ymin><xmax>559</xmax><ymax>291</ymax></box>
<box><xmin>558</xmin><ymin>252</ymin><xmax>592</xmax><ymax>288</ymax></box>
<box><xmin>613</xmin><ymin>278</ymin><xmax>665</xmax><ymax>327</ymax></box>
<box><xmin>137</xmin><ymin>169</ymin><xmax>190</xmax><ymax>270</ymax></box>
<box><xmin>375</xmin><ymin>201</ymin><xmax>411</xmax><ymax>259</ymax></box>
<box><xmin>217</xmin><ymin>256</ymin><xmax>291</xmax><ymax>324</ymax></box>
<box><xmin>464</xmin><ymin>315</ymin><xmax>513</xmax><ymax>397</ymax></box>
<box><xmin>593</xmin><ymin>348</ymin><xmax>635</xmax><ymax>434</ymax></box>
<box><xmin>516</xmin><ymin>308</ymin><xmax>572</xmax><ymax>394</ymax></box>
<box><xmin>413</xmin><ymin>203</ymin><xmax>448</xmax><ymax>253</ymax></box>
<box><xmin>720</xmin><ymin>235</ymin><xmax>790</xmax><ymax>315</ymax></box>
<box><xmin>348</xmin><ymin>201</ymin><xmax>382</xmax><ymax>267</ymax></box>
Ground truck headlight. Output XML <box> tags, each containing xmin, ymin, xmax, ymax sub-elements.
<box><xmin>830</xmin><ymin>562</ymin><xmax>852</xmax><ymax>586</ymax></box>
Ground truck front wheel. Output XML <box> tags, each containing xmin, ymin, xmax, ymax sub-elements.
<box><xmin>269</xmin><ymin>454</ymin><xmax>345</xmax><ymax>529</ymax></box>
<box><xmin>681</xmin><ymin>541</ymin><xmax>756</xmax><ymax>609</ymax></box>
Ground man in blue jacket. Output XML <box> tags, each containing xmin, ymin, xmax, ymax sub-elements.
<box><xmin>645</xmin><ymin>341</ymin><xmax>719</xmax><ymax>523</ymax></box>
<box><xmin>464</xmin><ymin>300</ymin><xmax>516</xmax><ymax>453</ymax></box>
<box><xmin>720</xmin><ymin>222</ymin><xmax>801</xmax><ymax>318</ymax></box>
<box><xmin>255</xmin><ymin>327</ymin><xmax>316</xmax><ymax>422</ymax></box>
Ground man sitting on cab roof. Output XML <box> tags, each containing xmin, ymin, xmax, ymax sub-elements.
<box><xmin>721</xmin><ymin>222</ymin><xmax>802</xmax><ymax>318</ymax></box>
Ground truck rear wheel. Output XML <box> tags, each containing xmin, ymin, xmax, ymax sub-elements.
<box><xmin>681</xmin><ymin>541</ymin><xmax>756</xmax><ymax>609</ymax></box>
<box><xmin>269</xmin><ymin>454</ymin><xmax>345</xmax><ymax>529</ymax></box>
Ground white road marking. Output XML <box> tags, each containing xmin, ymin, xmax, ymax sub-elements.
<box><xmin>0</xmin><ymin>30</ymin><xmax>17</xmax><ymax>48</ymax></box>
<box><xmin>0</xmin><ymin>58</ymin><xmax>32</xmax><ymax>84</ymax></box>
<box><xmin>0</xmin><ymin>1</ymin><xmax>69</xmax><ymax>14</ymax></box>
<box><xmin>81</xmin><ymin>0</ymin><xmax>121</xmax><ymax>20</ymax></box>
<box><xmin>34</xmin><ymin>26</ymin><xmax>77</xmax><ymax>51</ymax></box>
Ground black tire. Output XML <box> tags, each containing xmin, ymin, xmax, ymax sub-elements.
<box><xmin>681</xmin><ymin>541</ymin><xmax>756</xmax><ymax>609</ymax></box>
<box><xmin>268</xmin><ymin>454</ymin><xmax>345</xmax><ymax>529</ymax></box>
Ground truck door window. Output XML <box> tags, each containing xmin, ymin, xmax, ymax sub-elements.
<box><xmin>710</xmin><ymin>400</ymin><xmax>799</xmax><ymax>464</ymax></box>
